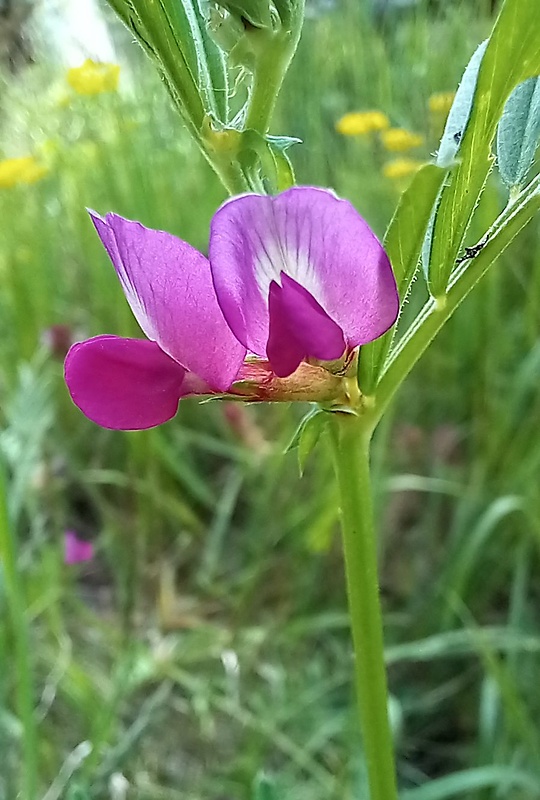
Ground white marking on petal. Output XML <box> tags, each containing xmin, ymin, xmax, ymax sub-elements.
<box><xmin>249</xmin><ymin>205</ymin><xmax>323</xmax><ymax>301</ymax></box>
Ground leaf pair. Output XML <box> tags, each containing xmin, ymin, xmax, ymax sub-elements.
<box><xmin>360</xmin><ymin>0</ymin><xmax>540</xmax><ymax>397</ymax></box>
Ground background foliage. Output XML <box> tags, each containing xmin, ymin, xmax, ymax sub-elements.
<box><xmin>1</xmin><ymin>0</ymin><xmax>540</xmax><ymax>798</ymax></box>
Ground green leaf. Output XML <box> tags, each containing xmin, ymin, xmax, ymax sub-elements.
<box><xmin>436</xmin><ymin>40</ymin><xmax>488</xmax><ymax>168</ymax></box>
<box><xmin>284</xmin><ymin>406</ymin><xmax>319</xmax><ymax>452</ymax></box>
<box><xmin>265</xmin><ymin>134</ymin><xmax>302</xmax><ymax>151</ymax></box>
<box><xmin>387</xmin><ymin>164</ymin><xmax>448</xmax><ymax>291</ymax></box>
<box><xmin>284</xmin><ymin>407</ymin><xmax>327</xmax><ymax>476</ymax></box>
<box><xmin>420</xmin><ymin>202</ymin><xmax>436</xmax><ymax>282</ymax></box>
<box><xmin>297</xmin><ymin>412</ymin><xmax>327</xmax><ymax>475</ymax></box>
<box><xmin>240</xmin><ymin>130</ymin><xmax>299</xmax><ymax>191</ymax></box>
<box><xmin>106</xmin><ymin>0</ymin><xmax>229</xmax><ymax>128</ymax></box>
<box><xmin>473</xmin><ymin>0</ymin><xmax>540</xmax><ymax>136</ymax></box>
<box><xmin>427</xmin><ymin>0</ymin><xmax>540</xmax><ymax>297</ymax></box>
<box><xmin>358</xmin><ymin>163</ymin><xmax>447</xmax><ymax>394</ymax></box>
<box><xmin>266</xmin><ymin>136</ymin><xmax>299</xmax><ymax>190</ymax></box>
<box><xmin>497</xmin><ymin>76</ymin><xmax>540</xmax><ymax>188</ymax></box>
<box><xmin>156</xmin><ymin>0</ymin><xmax>230</xmax><ymax>122</ymax></box>
<box><xmin>373</xmin><ymin>174</ymin><xmax>540</xmax><ymax>425</ymax></box>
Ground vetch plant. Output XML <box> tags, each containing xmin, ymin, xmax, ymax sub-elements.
<box><xmin>66</xmin><ymin>189</ymin><xmax>397</xmax><ymax>428</ymax></box>
<box><xmin>63</xmin><ymin>0</ymin><xmax>540</xmax><ymax>797</ymax></box>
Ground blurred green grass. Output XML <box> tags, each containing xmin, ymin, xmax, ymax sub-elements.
<box><xmin>1</xmin><ymin>1</ymin><xmax>540</xmax><ymax>798</ymax></box>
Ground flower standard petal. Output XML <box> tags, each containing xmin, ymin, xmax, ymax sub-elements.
<box><xmin>209</xmin><ymin>187</ymin><xmax>399</xmax><ymax>363</ymax></box>
<box><xmin>89</xmin><ymin>212</ymin><xmax>246</xmax><ymax>391</ymax></box>
<box><xmin>65</xmin><ymin>335</ymin><xmax>192</xmax><ymax>430</ymax></box>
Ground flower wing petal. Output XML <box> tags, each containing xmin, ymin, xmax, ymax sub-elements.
<box><xmin>279</xmin><ymin>273</ymin><xmax>346</xmax><ymax>360</ymax></box>
<box><xmin>267</xmin><ymin>275</ymin><xmax>346</xmax><ymax>377</ymax></box>
<box><xmin>267</xmin><ymin>281</ymin><xmax>305</xmax><ymax>377</ymax></box>
<box><xmin>90</xmin><ymin>212</ymin><xmax>246</xmax><ymax>390</ymax></box>
<box><xmin>209</xmin><ymin>187</ymin><xmax>398</xmax><ymax>355</ymax></box>
<box><xmin>65</xmin><ymin>335</ymin><xmax>190</xmax><ymax>430</ymax></box>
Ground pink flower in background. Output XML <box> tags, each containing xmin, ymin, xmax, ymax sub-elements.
<box><xmin>64</xmin><ymin>530</ymin><xmax>94</xmax><ymax>564</ymax></box>
<box><xmin>65</xmin><ymin>187</ymin><xmax>398</xmax><ymax>430</ymax></box>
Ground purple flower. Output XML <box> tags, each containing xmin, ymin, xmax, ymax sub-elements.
<box><xmin>64</xmin><ymin>530</ymin><xmax>94</xmax><ymax>564</ymax></box>
<box><xmin>209</xmin><ymin>187</ymin><xmax>398</xmax><ymax>377</ymax></box>
<box><xmin>65</xmin><ymin>188</ymin><xmax>398</xmax><ymax>430</ymax></box>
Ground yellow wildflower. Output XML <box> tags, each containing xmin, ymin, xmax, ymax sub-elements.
<box><xmin>336</xmin><ymin>110</ymin><xmax>390</xmax><ymax>136</ymax></box>
<box><xmin>0</xmin><ymin>156</ymin><xmax>48</xmax><ymax>189</ymax></box>
<box><xmin>66</xmin><ymin>59</ymin><xmax>120</xmax><ymax>96</ymax></box>
<box><xmin>381</xmin><ymin>128</ymin><xmax>424</xmax><ymax>152</ymax></box>
<box><xmin>382</xmin><ymin>158</ymin><xmax>424</xmax><ymax>180</ymax></box>
<box><xmin>428</xmin><ymin>91</ymin><xmax>456</xmax><ymax>116</ymax></box>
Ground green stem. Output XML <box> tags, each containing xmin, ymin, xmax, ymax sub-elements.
<box><xmin>0</xmin><ymin>461</ymin><xmax>38</xmax><ymax>799</ymax></box>
<box><xmin>245</xmin><ymin>38</ymin><xmax>292</xmax><ymax>134</ymax></box>
<box><xmin>245</xmin><ymin>0</ymin><xmax>305</xmax><ymax>136</ymax></box>
<box><xmin>329</xmin><ymin>414</ymin><xmax>398</xmax><ymax>800</ymax></box>
<box><xmin>206</xmin><ymin>152</ymin><xmax>252</xmax><ymax>196</ymax></box>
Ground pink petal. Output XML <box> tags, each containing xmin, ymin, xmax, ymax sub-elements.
<box><xmin>267</xmin><ymin>281</ymin><xmax>305</xmax><ymax>377</ymax></box>
<box><xmin>65</xmin><ymin>335</ymin><xmax>192</xmax><ymax>430</ymax></box>
<box><xmin>90</xmin><ymin>212</ymin><xmax>246</xmax><ymax>391</ymax></box>
<box><xmin>209</xmin><ymin>187</ymin><xmax>399</xmax><ymax>358</ymax></box>
<box><xmin>267</xmin><ymin>275</ymin><xmax>346</xmax><ymax>376</ymax></box>
<box><xmin>65</xmin><ymin>530</ymin><xmax>94</xmax><ymax>564</ymax></box>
